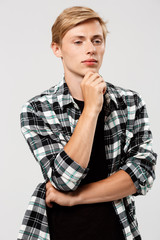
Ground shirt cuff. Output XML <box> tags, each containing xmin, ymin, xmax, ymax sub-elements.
<box><xmin>120</xmin><ymin>161</ymin><xmax>153</xmax><ymax>196</ymax></box>
<box><xmin>53</xmin><ymin>150</ymin><xmax>90</xmax><ymax>191</ymax></box>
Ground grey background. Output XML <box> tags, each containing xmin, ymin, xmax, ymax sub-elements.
<box><xmin>0</xmin><ymin>0</ymin><xmax>159</xmax><ymax>239</ymax></box>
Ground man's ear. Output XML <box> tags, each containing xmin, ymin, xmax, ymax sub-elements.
<box><xmin>51</xmin><ymin>43</ymin><xmax>62</xmax><ymax>58</ymax></box>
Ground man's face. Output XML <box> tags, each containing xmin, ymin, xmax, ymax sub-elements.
<box><xmin>57</xmin><ymin>19</ymin><xmax>105</xmax><ymax>78</ymax></box>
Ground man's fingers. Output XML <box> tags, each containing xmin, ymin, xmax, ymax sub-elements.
<box><xmin>46</xmin><ymin>187</ymin><xmax>55</xmax><ymax>197</ymax></box>
<box><xmin>46</xmin><ymin>181</ymin><xmax>56</xmax><ymax>207</ymax></box>
<box><xmin>90</xmin><ymin>77</ymin><xmax>107</xmax><ymax>95</ymax></box>
<box><xmin>46</xmin><ymin>196</ymin><xmax>53</xmax><ymax>208</ymax></box>
<box><xmin>83</xmin><ymin>71</ymin><xmax>94</xmax><ymax>81</ymax></box>
<box><xmin>46</xmin><ymin>181</ymin><xmax>52</xmax><ymax>190</ymax></box>
<box><xmin>82</xmin><ymin>72</ymin><xmax>106</xmax><ymax>90</ymax></box>
<box><xmin>83</xmin><ymin>72</ymin><xmax>100</xmax><ymax>85</ymax></box>
<box><xmin>45</xmin><ymin>192</ymin><xmax>55</xmax><ymax>208</ymax></box>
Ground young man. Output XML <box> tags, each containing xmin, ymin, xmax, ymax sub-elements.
<box><xmin>18</xmin><ymin>6</ymin><xmax>157</xmax><ymax>240</ymax></box>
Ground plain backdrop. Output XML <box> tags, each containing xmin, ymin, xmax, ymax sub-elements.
<box><xmin>0</xmin><ymin>0</ymin><xmax>159</xmax><ymax>239</ymax></box>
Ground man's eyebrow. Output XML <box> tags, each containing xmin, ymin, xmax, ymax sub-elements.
<box><xmin>92</xmin><ymin>34</ymin><xmax>103</xmax><ymax>39</ymax></box>
<box><xmin>70</xmin><ymin>34</ymin><xmax>103</xmax><ymax>39</ymax></box>
<box><xmin>70</xmin><ymin>36</ymin><xmax>85</xmax><ymax>39</ymax></box>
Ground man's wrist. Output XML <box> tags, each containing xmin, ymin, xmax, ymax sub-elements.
<box><xmin>70</xmin><ymin>188</ymin><xmax>83</xmax><ymax>206</ymax></box>
<box><xmin>82</xmin><ymin>107</ymin><xmax>99</xmax><ymax>119</ymax></box>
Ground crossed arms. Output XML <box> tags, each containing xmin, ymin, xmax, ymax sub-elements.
<box><xmin>21</xmin><ymin>72</ymin><xmax>157</xmax><ymax>208</ymax></box>
<box><xmin>45</xmin><ymin>169</ymin><xmax>137</xmax><ymax>207</ymax></box>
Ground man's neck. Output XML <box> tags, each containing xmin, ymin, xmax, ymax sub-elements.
<box><xmin>64</xmin><ymin>72</ymin><xmax>84</xmax><ymax>101</ymax></box>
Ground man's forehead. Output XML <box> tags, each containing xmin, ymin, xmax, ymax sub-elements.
<box><xmin>65</xmin><ymin>20</ymin><xmax>103</xmax><ymax>38</ymax></box>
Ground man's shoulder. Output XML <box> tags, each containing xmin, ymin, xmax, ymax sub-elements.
<box><xmin>23</xmin><ymin>79</ymin><xmax>64</xmax><ymax>108</ymax></box>
<box><xmin>107</xmin><ymin>82</ymin><xmax>141</xmax><ymax>98</ymax></box>
<box><xmin>107</xmin><ymin>82</ymin><xmax>145</xmax><ymax>109</ymax></box>
<box><xmin>107</xmin><ymin>81</ymin><xmax>138</xmax><ymax>97</ymax></box>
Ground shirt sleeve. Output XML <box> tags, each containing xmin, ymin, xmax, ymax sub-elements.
<box><xmin>120</xmin><ymin>94</ymin><xmax>157</xmax><ymax>196</ymax></box>
<box><xmin>20</xmin><ymin>102</ymin><xmax>89</xmax><ymax>192</ymax></box>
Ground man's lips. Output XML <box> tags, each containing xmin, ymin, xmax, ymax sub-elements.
<box><xmin>82</xmin><ymin>59</ymin><xmax>98</xmax><ymax>63</ymax></box>
<box><xmin>81</xmin><ymin>59</ymin><xmax>98</xmax><ymax>65</ymax></box>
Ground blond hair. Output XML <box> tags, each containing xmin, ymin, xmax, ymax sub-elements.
<box><xmin>51</xmin><ymin>6</ymin><xmax>109</xmax><ymax>46</ymax></box>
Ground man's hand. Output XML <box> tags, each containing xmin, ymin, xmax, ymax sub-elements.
<box><xmin>45</xmin><ymin>181</ymin><xmax>75</xmax><ymax>208</ymax></box>
<box><xmin>81</xmin><ymin>71</ymin><xmax>107</xmax><ymax>115</ymax></box>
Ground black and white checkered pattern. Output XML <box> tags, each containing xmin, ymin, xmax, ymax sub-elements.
<box><xmin>18</xmin><ymin>78</ymin><xmax>157</xmax><ymax>240</ymax></box>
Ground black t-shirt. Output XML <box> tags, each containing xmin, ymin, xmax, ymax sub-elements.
<box><xmin>47</xmin><ymin>99</ymin><xmax>124</xmax><ymax>240</ymax></box>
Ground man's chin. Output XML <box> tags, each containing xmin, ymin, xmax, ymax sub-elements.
<box><xmin>82</xmin><ymin>68</ymin><xmax>98</xmax><ymax>75</ymax></box>
<box><xmin>72</xmin><ymin>68</ymin><xmax>99</xmax><ymax>79</ymax></box>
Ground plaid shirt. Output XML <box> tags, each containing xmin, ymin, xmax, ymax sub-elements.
<box><xmin>18</xmin><ymin>78</ymin><xmax>157</xmax><ymax>240</ymax></box>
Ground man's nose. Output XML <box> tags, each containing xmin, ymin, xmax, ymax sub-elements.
<box><xmin>85</xmin><ymin>41</ymin><xmax>96</xmax><ymax>55</ymax></box>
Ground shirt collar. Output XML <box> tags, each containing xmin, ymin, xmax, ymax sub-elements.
<box><xmin>104</xmin><ymin>83</ymin><xmax>119</xmax><ymax>109</ymax></box>
<box><xmin>53</xmin><ymin>77</ymin><xmax>79</xmax><ymax>110</ymax></box>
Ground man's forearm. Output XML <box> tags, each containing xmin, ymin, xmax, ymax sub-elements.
<box><xmin>72</xmin><ymin>170</ymin><xmax>137</xmax><ymax>206</ymax></box>
<box><xmin>64</xmin><ymin>109</ymin><xmax>98</xmax><ymax>168</ymax></box>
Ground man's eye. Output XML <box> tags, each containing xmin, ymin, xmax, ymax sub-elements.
<box><xmin>74</xmin><ymin>41</ymin><xmax>82</xmax><ymax>45</ymax></box>
<box><xmin>93</xmin><ymin>39</ymin><xmax>102</xmax><ymax>45</ymax></box>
